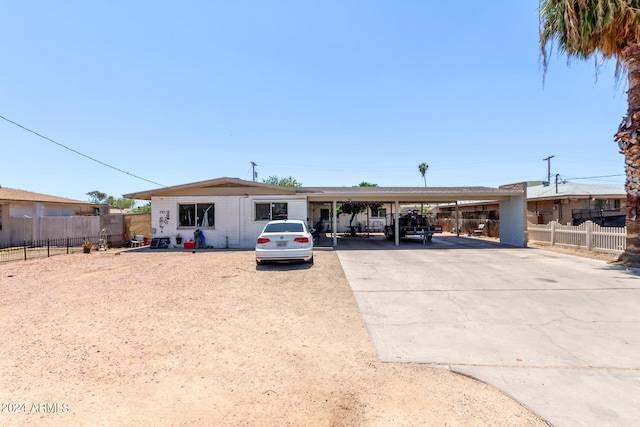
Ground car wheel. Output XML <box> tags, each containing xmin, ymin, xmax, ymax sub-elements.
<box><xmin>256</xmin><ymin>259</ymin><xmax>261</xmax><ymax>265</ymax></box>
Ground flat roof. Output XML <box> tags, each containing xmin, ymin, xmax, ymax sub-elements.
<box><xmin>299</xmin><ymin>186</ymin><xmax>523</xmax><ymax>203</ymax></box>
<box><xmin>124</xmin><ymin>177</ymin><xmax>524</xmax><ymax>203</ymax></box>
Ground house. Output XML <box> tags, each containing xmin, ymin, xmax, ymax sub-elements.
<box><xmin>431</xmin><ymin>181</ymin><xmax>626</xmax><ymax>227</ymax></box>
<box><xmin>123</xmin><ymin>177</ymin><xmax>528</xmax><ymax>248</ymax></box>
<box><xmin>0</xmin><ymin>186</ymin><xmax>97</xmax><ymax>246</ymax></box>
<box><xmin>527</xmin><ymin>182</ymin><xmax>625</xmax><ymax>226</ymax></box>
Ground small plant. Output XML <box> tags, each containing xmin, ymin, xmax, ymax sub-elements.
<box><xmin>83</xmin><ymin>241</ymin><xmax>94</xmax><ymax>253</ymax></box>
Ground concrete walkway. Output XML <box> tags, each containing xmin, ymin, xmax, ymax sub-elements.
<box><xmin>335</xmin><ymin>235</ymin><xmax>640</xmax><ymax>426</ymax></box>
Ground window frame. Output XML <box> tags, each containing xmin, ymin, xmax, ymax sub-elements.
<box><xmin>371</xmin><ymin>206</ymin><xmax>387</xmax><ymax>218</ymax></box>
<box><xmin>178</xmin><ymin>203</ymin><xmax>215</xmax><ymax>228</ymax></box>
<box><xmin>255</xmin><ymin>202</ymin><xmax>288</xmax><ymax>221</ymax></box>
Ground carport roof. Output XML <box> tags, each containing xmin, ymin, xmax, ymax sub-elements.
<box><xmin>124</xmin><ymin>177</ymin><xmax>524</xmax><ymax>203</ymax></box>
<box><xmin>298</xmin><ymin>185</ymin><xmax>523</xmax><ymax>203</ymax></box>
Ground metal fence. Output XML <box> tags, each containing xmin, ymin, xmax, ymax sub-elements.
<box><xmin>528</xmin><ymin>221</ymin><xmax>626</xmax><ymax>254</ymax></box>
<box><xmin>0</xmin><ymin>235</ymin><xmax>124</xmax><ymax>264</ymax></box>
<box><xmin>437</xmin><ymin>218</ymin><xmax>500</xmax><ymax>238</ymax></box>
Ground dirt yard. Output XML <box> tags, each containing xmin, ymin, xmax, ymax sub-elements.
<box><xmin>0</xmin><ymin>249</ymin><xmax>547</xmax><ymax>426</ymax></box>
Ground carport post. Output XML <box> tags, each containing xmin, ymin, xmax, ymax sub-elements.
<box><xmin>332</xmin><ymin>200</ymin><xmax>338</xmax><ymax>247</ymax></box>
<box><xmin>456</xmin><ymin>201</ymin><xmax>460</xmax><ymax>236</ymax></box>
<box><xmin>394</xmin><ymin>200</ymin><xmax>400</xmax><ymax>246</ymax></box>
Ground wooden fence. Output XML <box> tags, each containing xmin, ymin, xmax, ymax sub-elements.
<box><xmin>528</xmin><ymin>221</ymin><xmax>626</xmax><ymax>254</ymax></box>
<box><xmin>8</xmin><ymin>215</ymin><xmax>100</xmax><ymax>243</ymax></box>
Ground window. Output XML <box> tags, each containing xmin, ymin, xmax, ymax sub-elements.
<box><xmin>320</xmin><ymin>209</ymin><xmax>330</xmax><ymax>221</ymax></box>
<box><xmin>255</xmin><ymin>203</ymin><xmax>270</xmax><ymax>220</ymax></box>
<box><xmin>255</xmin><ymin>202</ymin><xmax>288</xmax><ymax>221</ymax></box>
<box><xmin>178</xmin><ymin>203</ymin><xmax>214</xmax><ymax>227</ymax></box>
<box><xmin>264</xmin><ymin>222</ymin><xmax>304</xmax><ymax>233</ymax></box>
<box><xmin>371</xmin><ymin>206</ymin><xmax>387</xmax><ymax>218</ymax></box>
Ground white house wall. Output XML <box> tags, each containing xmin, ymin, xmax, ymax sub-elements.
<box><xmin>151</xmin><ymin>195</ymin><xmax>308</xmax><ymax>249</ymax></box>
<box><xmin>7</xmin><ymin>202</ymin><xmax>39</xmax><ymax>218</ymax></box>
<box><xmin>307</xmin><ymin>203</ymin><xmax>390</xmax><ymax>234</ymax></box>
<box><xmin>499</xmin><ymin>195</ymin><xmax>526</xmax><ymax>247</ymax></box>
<box><xmin>0</xmin><ymin>204</ymin><xmax>7</xmax><ymax>245</ymax></box>
<box><xmin>7</xmin><ymin>202</ymin><xmax>90</xmax><ymax>218</ymax></box>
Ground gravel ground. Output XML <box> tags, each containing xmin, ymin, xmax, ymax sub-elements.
<box><xmin>0</xmin><ymin>249</ymin><xmax>547</xmax><ymax>426</ymax></box>
<box><xmin>525</xmin><ymin>241</ymin><xmax>620</xmax><ymax>262</ymax></box>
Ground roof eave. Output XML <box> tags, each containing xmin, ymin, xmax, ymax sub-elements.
<box><xmin>124</xmin><ymin>177</ymin><xmax>297</xmax><ymax>200</ymax></box>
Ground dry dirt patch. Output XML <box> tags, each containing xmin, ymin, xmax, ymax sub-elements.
<box><xmin>1</xmin><ymin>250</ymin><xmax>546</xmax><ymax>426</ymax></box>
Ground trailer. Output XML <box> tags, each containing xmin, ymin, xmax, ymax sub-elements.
<box><xmin>384</xmin><ymin>210</ymin><xmax>442</xmax><ymax>241</ymax></box>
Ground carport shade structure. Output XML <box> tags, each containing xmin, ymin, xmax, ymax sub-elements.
<box><xmin>297</xmin><ymin>184</ymin><xmax>527</xmax><ymax>247</ymax></box>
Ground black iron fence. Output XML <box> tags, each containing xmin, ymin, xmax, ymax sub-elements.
<box><xmin>571</xmin><ymin>208</ymin><xmax>625</xmax><ymax>227</ymax></box>
<box><xmin>0</xmin><ymin>235</ymin><xmax>124</xmax><ymax>264</ymax></box>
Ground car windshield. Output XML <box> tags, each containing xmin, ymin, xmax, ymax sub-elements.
<box><xmin>264</xmin><ymin>223</ymin><xmax>304</xmax><ymax>233</ymax></box>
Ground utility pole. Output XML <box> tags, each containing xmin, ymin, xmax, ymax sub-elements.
<box><xmin>543</xmin><ymin>155</ymin><xmax>555</xmax><ymax>183</ymax></box>
<box><xmin>250</xmin><ymin>161</ymin><xmax>258</xmax><ymax>182</ymax></box>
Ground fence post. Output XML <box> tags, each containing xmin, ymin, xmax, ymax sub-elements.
<box><xmin>550</xmin><ymin>221</ymin><xmax>556</xmax><ymax>246</ymax></box>
<box><xmin>586</xmin><ymin>221</ymin><xmax>593</xmax><ymax>251</ymax></box>
<box><xmin>47</xmin><ymin>239</ymin><xmax>50</xmax><ymax>258</ymax></box>
<box><xmin>67</xmin><ymin>237</ymin><xmax>70</xmax><ymax>254</ymax></box>
<box><xmin>23</xmin><ymin>241</ymin><xmax>27</xmax><ymax>261</ymax></box>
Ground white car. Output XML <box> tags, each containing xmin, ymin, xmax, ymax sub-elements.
<box><xmin>255</xmin><ymin>220</ymin><xmax>314</xmax><ymax>265</ymax></box>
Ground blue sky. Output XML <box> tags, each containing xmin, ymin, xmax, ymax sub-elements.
<box><xmin>0</xmin><ymin>1</ymin><xmax>627</xmax><ymax>203</ymax></box>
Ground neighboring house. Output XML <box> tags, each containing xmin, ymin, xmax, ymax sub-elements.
<box><xmin>0</xmin><ymin>186</ymin><xmax>97</xmax><ymax>245</ymax></box>
<box><xmin>124</xmin><ymin>177</ymin><xmax>528</xmax><ymax>248</ymax></box>
<box><xmin>321</xmin><ymin>204</ymin><xmax>388</xmax><ymax>233</ymax></box>
<box><xmin>432</xmin><ymin>181</ymin><xmax>626</xmax><ymax>227</ymax></box>
<box><xmin>527</xmin><ymin>182</ymin><xmax>625</xmax><ymax>226</ymax></box>
<box><xmin>434</xmin><ymin>200</ymin><xmax>500</xmax><ymax>222</ymax></box>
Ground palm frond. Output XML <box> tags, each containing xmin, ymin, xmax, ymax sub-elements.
<box><xmin>540</xmin><ymin>0</ymin><xmax>640</xmax><ymax>76</ymax></box>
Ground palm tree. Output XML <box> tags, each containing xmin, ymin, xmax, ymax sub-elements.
<box><xmin>418</xmin><ymin>163</ymin><xmax>429</xmax><ymax>215</ymax></box>
<box><xmin>539</xmin><ymin>1</ymin><xmax>640</xmax><ymax>265</ymax></box>
<box><xmin>418</xmin><ymin>163</ymin><xmax>428</xmax><ymax>187</ymax></box>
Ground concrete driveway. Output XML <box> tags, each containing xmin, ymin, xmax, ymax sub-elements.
<box><xmin>335</xmin><ymin>235</ymin><xmax>640</xmax><ymax>426</ymax></box>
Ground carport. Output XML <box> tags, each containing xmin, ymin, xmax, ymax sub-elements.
<box><xmin>300</xmin><ymin>183</ymin><xmax>527</xmax><ymax>247</ymax></box>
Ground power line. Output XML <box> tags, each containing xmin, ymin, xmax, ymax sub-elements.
<box><xmin>565</xmin><ymin>174</ymin><xmax>625</xmax><ymax>180</ymax></box>
<box><xmin>0</xmin><ymin>114</ymin><xmax>166</xmax><ymax>188</ymax></box>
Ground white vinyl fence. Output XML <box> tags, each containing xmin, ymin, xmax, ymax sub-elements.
<box><xmin>528</xmin><ymin>221</ymin><xmax>626</xmax><ymax>254</ymax></box>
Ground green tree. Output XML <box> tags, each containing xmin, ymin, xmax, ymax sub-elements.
<box><xmin>338</xmin><ymin>182</ymin><xmax>381</xmax><ymax>235</ymax></box>
<box><xmin>109</xmin><ymin>197</ymin><xmax>136</xmax><ymax>210</ymax></box>
<box><xmin>131</xmin><ymin>202</ymin><xmax>152</xmax><ymax>214</ymax></box>
<box><xmin>418</xmin><ymin>163</ymin><xmax>428</xmax><ymax>187</ymax></box>
<box><xmin>418</xmin><ymin>163</ymin><xmax>429</xmax><ymax>215</ymax></box>
<box><xmin>262</xmin><ymin>175</ymin><xmax>302</xmax><ymax>187</ymax></box>
<box><xmin>539</xmin><ymin>0</ymin><xmax>640</xmax><ymax>265</ymax></box>
<box><xmin>87</xmin><ymin>190</ymin><xmax>136</xmax><ymax>210</ymax></box>
<box><xmin>86</xmin><ymin>190</ymin><xmax>108</xmax><ymax>204</ymax></box>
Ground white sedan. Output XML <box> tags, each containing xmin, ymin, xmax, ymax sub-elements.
<box><xmin>255</xmin><ymin>220</ymin><xmax>314</xmax><ymax>265</ymax></box>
